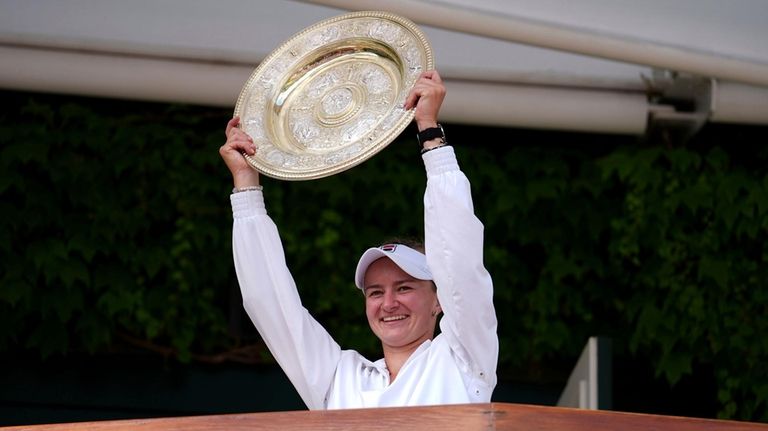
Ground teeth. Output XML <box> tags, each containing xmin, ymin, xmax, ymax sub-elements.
<box><xmin>382</xmin><ymin>315</ymin><xmax>407</xmax><ymax>322</ymax></box>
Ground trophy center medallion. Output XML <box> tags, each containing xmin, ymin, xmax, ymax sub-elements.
<box><xmin>317</xmin><ymin>84</ymin><xmax>363</xmax><ymax>126</ymax></box>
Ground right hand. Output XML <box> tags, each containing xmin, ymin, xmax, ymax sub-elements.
<box><xmin>219</xmin><ymin>116</ymin><xmax>260</xmax><ymax>188</ymax></box>
<box><xmin>404</xmin><ymin>70</ymin><xmax>446</xmax><ymax>132</ymax></box>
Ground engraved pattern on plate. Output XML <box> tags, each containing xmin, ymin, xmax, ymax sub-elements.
<box><xmin>361</xmin><ymin>65</ymin><xmax>391</xmax><ymax>95</ymax></box>
<box><xmin>245</xmin><ymin>116</ymin><xmax>266</xmax><ymax>139</ymax></box>
<box><xmin>308</xmin><ymin>26</ymin><xmax>341</xmax><ymax>49</ymax></box>
<box><xmin>321</xmin><ymin>87</ymin><xmax>353</xmax><ymax>116</ymax></box>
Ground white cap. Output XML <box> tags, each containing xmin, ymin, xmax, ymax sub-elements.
<box><xmin>354</xmin><ymin>243</ymin><xmax>433</xmax><ymax>290</ymax></box>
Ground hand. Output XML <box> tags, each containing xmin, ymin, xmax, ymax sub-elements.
<box><xmin>219</xmin><ymin>116</ymin><xmax>260</xmax><ymax>188</ymax></box>
<box><xmin>404</xmin><ymin>70</ymin><xmax>446</xmax><ymax>131</ymax></box>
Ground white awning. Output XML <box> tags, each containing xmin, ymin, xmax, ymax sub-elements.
<box><xmin>1</xmin><ymin>0</ymin><xmax>766</xmax><ymax>133</ymax></box>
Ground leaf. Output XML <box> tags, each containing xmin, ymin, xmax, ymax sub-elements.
<box><xmin>59</xmin><ymin>258</ymin><xmax>90</xmax><ymax>287</ymax></box>
<box><xmin>26</xmin><ymin>317</ymin><xmax>69</xmax><ymax>358</ymax></box>
<box><xmin>698</xmin><ymin>256</ymin><xmax>729</xmax><ymax>288</ymax></box>
<box><xmin>659</xmin><ymin>350</ymin><xmax>693</xmax><ymax>385</ymax></box>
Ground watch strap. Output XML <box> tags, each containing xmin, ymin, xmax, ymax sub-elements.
<box><xmin>417</xmin><ymin>124</ymin><xmax>446</xmax><ymax>146</ymax></box>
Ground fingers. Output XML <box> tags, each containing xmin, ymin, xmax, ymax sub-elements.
<box><xmin>404</xmin><ymin>72</ymin><xmax>427</xmax><ymax>110</ymax></box>
<box><xmin>222</xmin><ymin>116</ymin><xmax>256</xmax><ymax>156</ymax></box>
<box><xmin>219</xmin><ymin>117</ymin><xmax>261</xmax><ymax>187</ymax></box>
<box><xmin>404</xmin><ymin>70</ymin><xmax>446</xmax><ymax>128</ymax></box>
<box><xmin>420</xmin><ymin>69</ymin><xmax>442</xmax><ymax>84</ymax></box>
<box><xmin>404</xmin><ymin>73</ymin><xmax>431</xmax><ymax>110</ymax></box>
<box><xmin>404</xmin><ymin>90</ymin><xmax>418</xmax><ymax>111</ymax></box>
<box><xmin>225</xmin><ymin>116</ymin><xmax>240</xmax><ymax>137</ymax></box>
<box><xmin>404</xmin><ymin>70</ymin><xmax>445</xmax><ymax>111</ymax></box>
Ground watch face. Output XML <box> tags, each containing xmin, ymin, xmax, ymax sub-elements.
<box><xmin>234</xmin><ymin>11</ymin><xmax>433</xmax><ymax>181</ymax></box>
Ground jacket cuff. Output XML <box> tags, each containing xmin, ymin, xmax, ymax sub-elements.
<box><xmin>422</xmin><ymin>145</ymin><xmax>459</xmax><ymax>176</ymax></box>
<box><xmin>230</xmin><ymin>190</ymin><xmax>267</xmax><ymax>219</ymax></box>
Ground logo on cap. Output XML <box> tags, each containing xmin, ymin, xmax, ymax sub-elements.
<box><xmin>380</xmin><ymin>244</ymin><xmax>397</xmax><ymax>252</ymax></box>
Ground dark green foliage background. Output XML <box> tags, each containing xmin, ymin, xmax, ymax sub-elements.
<box><xmin>1</xmin><ymin>91</ymin><xmax>766</xmax><ymax>421</ymax></box>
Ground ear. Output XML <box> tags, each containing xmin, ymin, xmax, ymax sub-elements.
<box><xmin>432</xmin><ymin>301</ymin><xmax>442</xmax><ymax>317</ymax></box>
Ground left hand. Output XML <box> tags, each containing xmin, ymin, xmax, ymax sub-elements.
<box><xmin>404</xmin><ymin>70</ymin><xmax>446</xmax><ymax>132</ymax></box>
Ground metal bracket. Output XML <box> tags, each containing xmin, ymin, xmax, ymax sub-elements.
<box><xmin>643</xmin><ymin>69</ymin><xmax>715</xmax><ymax>143</ymax></box>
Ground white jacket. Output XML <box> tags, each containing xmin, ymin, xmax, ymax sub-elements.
<box><xmin>230</xmin><ymin>146</ymin><xmax>498</xmax><ymax>409</ymax></box>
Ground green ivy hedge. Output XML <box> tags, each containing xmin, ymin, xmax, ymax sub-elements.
<box><xmin>1</xmin><ymin>91</ymin><xmax>766</xmax><ymax>421</ymax></box>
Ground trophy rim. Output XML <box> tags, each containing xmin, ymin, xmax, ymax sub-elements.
<box><xmin>233</xmin><ymin>10</ymin><xmax>434</xmax><ymax>181</ymax></box>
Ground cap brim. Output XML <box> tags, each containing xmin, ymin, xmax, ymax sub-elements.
<box><xmin>354</xmin><ymin>246</ymin><xmax>433</xmax><ymax>290</ymax></box>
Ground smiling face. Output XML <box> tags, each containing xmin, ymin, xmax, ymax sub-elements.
<box><xmin>363</xmin><ymin>257</ymin><xmax>441</xmax><ymax>352</ymax></box>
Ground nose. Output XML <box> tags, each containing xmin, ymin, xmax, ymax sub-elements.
<box><xmin>382</xmin><ymin>289</ymin><xmax>399</xmax><ymax>311</ymax></box>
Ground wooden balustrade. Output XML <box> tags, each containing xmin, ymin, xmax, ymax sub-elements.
<box><xmin>2</xmin><ymin>402</ymin><xmax>766</xmax><ymax>431</ymax></box>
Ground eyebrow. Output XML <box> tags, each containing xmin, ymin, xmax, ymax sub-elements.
<box><xmin>363</xmin><ymin>279</ymin><xmax>420</xmax><ymax>291</ymax></box>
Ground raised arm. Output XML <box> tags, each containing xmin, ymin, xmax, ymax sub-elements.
<box><xmin>409</xmin><ymin>71</ymin><xmax>498</xmax><ymax>389</ymax></box>
<box><xmin>221</xmin><ymin>119</ymin><xmax>342</xmax><ymax>409</ymax></box>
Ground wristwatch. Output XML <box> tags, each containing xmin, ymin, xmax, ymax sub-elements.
<box><xmin>417</xmin><ymin>124</ymin><xmax>446</xmax><ymax>146</ymax></box>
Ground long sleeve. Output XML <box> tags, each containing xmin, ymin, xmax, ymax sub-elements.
<box><xmin>422</xmin><ymin>146</ymin><xmax>498</xmax><ymax>389</ymax></box>
<box><xmin>230</xmin><ymin>190</ymin><xmax>341</xmax><ymax>410</ymax></box>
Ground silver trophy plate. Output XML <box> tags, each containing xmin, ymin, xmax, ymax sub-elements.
<box><xmin>234</xmin><ymin>11</ymin><xmax>433</xmax><ymax>180</ymax></box>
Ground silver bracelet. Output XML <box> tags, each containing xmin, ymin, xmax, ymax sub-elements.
<box><xmin>232</xmin><ymin>185</ymin><xmax>263</xmax><ymax>194</ymax></box>
<box><xmin>420</xmin><ymin>143</ymin><xmax>449</xmax><ymax>155</ymax></box>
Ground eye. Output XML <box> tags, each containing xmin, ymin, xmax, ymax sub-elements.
<box><xmin>366</xmin><ymin>289</ymin><xmax>383</xmax><ymax>298</ymax></box>
<box><xmin>397</xmin><ymin>285</ymin><xmax>413</xmax><ymax>292</ymax></box>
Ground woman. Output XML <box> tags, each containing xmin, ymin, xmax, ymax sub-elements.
<box><xmin>220</xmin><ymin>70</ymin><xmax>497</xmax><ymax>409</ymax></box>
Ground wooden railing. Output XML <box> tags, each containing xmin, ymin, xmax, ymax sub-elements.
<box><xmin>2</xmin><ymin>403</ymin><xmax>766</xmax><ymax>430</ymax></box>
